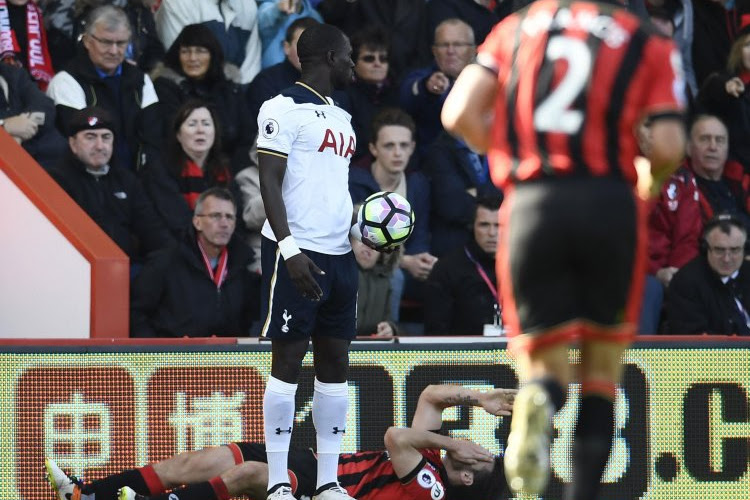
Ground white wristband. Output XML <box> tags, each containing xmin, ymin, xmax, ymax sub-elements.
<box><xmin>278</xmin><ymin>235</ymin><xmax>301</xmax><ymax>260</ymax></box>
<box><xmin>349</xmin><ymin>223</ymin><xmax>362</xmax><ymax>241</ymax></box>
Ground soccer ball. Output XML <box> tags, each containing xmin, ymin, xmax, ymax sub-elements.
<box><xmin>357</xmin><ymin>191</ymin><xmax>415</xmax><ymax>250</ymax></box>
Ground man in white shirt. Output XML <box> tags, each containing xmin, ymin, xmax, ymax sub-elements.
<box><xmin>256</xmin><ymin>23</ymin><xmax>360</xmax><ymax>500</ymax></box>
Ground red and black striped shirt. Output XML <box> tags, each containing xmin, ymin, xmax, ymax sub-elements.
<box><xmin>477</xmin><ymin>0</ymin><xmax>685</xmax><ymax>188</ymax></box>
<box><xmin>339</xmin><ymin>449</ymin><xmax>446</xmax><ymax>500</ymax></box>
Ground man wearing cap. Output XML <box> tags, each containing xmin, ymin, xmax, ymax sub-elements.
<box><xmin>50</xmin><ymin>106</ymin><xmax>170</xmax><ymax>262</ymax></box>
<box><xmin>46</xmin><ymin>5</ymin><xmax>161</xmax><ymax>171</ymax></box>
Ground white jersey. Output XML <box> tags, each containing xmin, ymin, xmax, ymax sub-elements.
<box><xmin>258</xmin><ymin>82</ymin><xmax>356</xmax><ymax>255</ymax></box>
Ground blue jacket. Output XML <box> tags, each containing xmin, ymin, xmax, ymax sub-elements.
<box><xmin>348</xmin><ymin>166</ymin><xmax>431</xmax><ymax>255</ymax></box>
<box><xmin>423</xmin><ymin>132</ymin><xmax>503</xmax><ymax>257</ymax></box>
<box><xmin>257</xmin><ymin>0</ymin><xmax>323</xmax><ymax>69</ymax></box>
<box><xmin>399</xmin><ymin>64</ymin><xmax>449</xmax><ymax>160</ymax></box>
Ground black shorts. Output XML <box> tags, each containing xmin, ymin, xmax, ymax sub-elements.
<box><xmin>499</xmin><ymin>177</ymin><xmax>645</xmax><ymax>351</ymax></box>
<box><xmin>260</xmin><ymin>236</ymin><xmax>358</xmax><ymax>340</ymax></box>
<box><xmin>234</xmin><ymin>442</ymin><xmax>317</xmax><ymax>497</ymax></box>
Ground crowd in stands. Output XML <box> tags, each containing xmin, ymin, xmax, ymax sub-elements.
<box><xmin>5</xmin><ymin>0</ymin><xmax>750</xmax><ymax>337</ymax></box>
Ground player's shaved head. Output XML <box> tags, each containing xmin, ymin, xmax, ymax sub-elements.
<box><xmin>297</xmin><ymin>23</ymin><xmax>347</xmax><ymax>68</ymax></box>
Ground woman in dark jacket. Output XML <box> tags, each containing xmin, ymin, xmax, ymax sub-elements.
<box><xmin>142</xmin><ymin>100</ymin><xmax>233</xmax><ymax>238</ymax></box>
<box><xmin>153</xmin><ymin>24</ymin><xmax>254</xmax><ymax>175</ymax></box>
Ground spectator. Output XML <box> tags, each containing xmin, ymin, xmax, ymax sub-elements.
<box><xmin>317</xmin><ymin>0</ymin><xmax>430</xmax><ymax>81</ymax></box>
<box><xmin>46</xmin><ymin>5</ymin><xmax>161</xmax><ymax>171</ymax></box>
<box><xmin>351</xmin><ymin>236</ymin><xmax>399</xmax><ymax>337</ymax></box>
<box><xmin>246</xmin><ymin>16</ymin><xmax>318</xmax><ymax>139</ymax></box>
<box><xmin>0</xmin><ymin>0</ymin><xmax>54</xmax><ymax>90</ymax></box>
<box><xmin>348</xmin><ymin>107</ymin><xmax>434</xmax><ymax>319</ymax></box>
<box><xmin>424</xmin><ymin>130</ymin><xmax>503</xmax><ymax>257</ymax></box>
<box><xmin>426</xmin><ymin>0</ymin><xmax>511</xmax><ymax>47</ymax></box>
<box><xmin>49</xmin><ymin>106</ymin><xmax>170</xmax><ymax>260</ymax></box>
<box><xmin>39</xmin><ymin>0</ymin><xmax>77</xmax><ymax>70</ymax></box>
<box><xmin>424</xmin><ymin>195</ymin><xmax>501</xmax><ymax>336</ymax></box>
<box><xmin>141</xmin><ymin>100</ymin><xmax>232</xmax><ymax>238</ymax></box>
<box><xmin>82</xmin><ymin>0</ymin><xmax>162</xmax><ymax>73</ymax></box>
<box><xmin>0</xmin><ymin>63</ymin><xmax>66</xmax><ymax>170</ymax></box>
<box><xmin>42</xmin><ymin>0</ymin><xmax>163</xmax><ymax>73</ymax></box>
<box><xmin>667</xmin><ymin>213</ymin><xmax>750</xmax><ymax>335</ymax></box>
<box><xmin>640</xmin><ymin>120</ymin><xmax>702</xmax><ymax>334</ymax></box>
<box><xmin>338</xmin><ymin>26</ymin><xmax>399</xmax><ymax>166</ymax></box>
<box><xmin>643</xmin><ymin>166</ymin><xmax>701</xmax><ymax>333</ymax></box>
<box><xmin>153</xmin><ymin>24</ymin><xmax>254</xmax><ymax>175</ymax></box>
<box><xmin>691</xmin><ymin>0</ymin><xmax>744</xmax><ymax>89</ymax></box>
<box><xmin>155</xmin><ymin>0</ymin><xmax>261</xmax><ymax>84</ymax></box>
<box><xmin>399</xmin><ymin>18</ymin><xmax>476</xmax><ymax>160</ymax></box>
<box><xmin>698</xmin><ymin>16</ymin><xmax>750</xmax><ymax>167</ymax></box>
<box><xmin>256</xmin><ymin>0</ymin><xmax>322</xmax><ymax>69</ymax></box>
<box><xmin>130</xmin><ymin>187</ymin><xmax>259</xmax><ymax>337</ymax></box>
<box><xmin>647</xmin><ymin>139</ymin><xmax>703</xmax><ymax>282</ymax></box>
<box><xmin>686</xmin><ymin>114</ymin><xmax>750</xmax><ymax>231</ymax></box>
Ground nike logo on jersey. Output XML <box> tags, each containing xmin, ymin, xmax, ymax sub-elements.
<box><xmin>318</xmin><ymin>129</ymin><xmax>356</xmax><ymax>159</ymax></box>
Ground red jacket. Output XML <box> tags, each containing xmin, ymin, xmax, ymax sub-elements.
<box><xmin>647</xmin><ymin>166</ymin><xmax>702</xmax><ymax>274</ymax></box>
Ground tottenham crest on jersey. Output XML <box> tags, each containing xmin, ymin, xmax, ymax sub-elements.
<box><xmin>262</xmin><ymin>118</ymin><xmax>280</xmax><ymax>139</ymax></box>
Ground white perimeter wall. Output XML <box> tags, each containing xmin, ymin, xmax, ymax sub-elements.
<box><xmin>0</xmin><ymin>170</ymin><xmax>90</xmax><ymax>338</ymax></box>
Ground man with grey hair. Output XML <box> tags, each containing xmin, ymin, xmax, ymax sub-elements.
<box><xmin>399</xmin><ymin>18</ymin><xmax>476</xmax><ymax>159</ymax></box>
<box><xmin>129</xmin><ymin>186</ymin><xmax>260</xmax><ymax>338</ymax></box>
<box><xmin>46</xmin><ymin>4</ymin><xmax>161</xmax><ymax>171</ymax></box>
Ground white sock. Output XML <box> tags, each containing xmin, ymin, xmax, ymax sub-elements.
<box><xmin>263</xmin><ymin>376</ymin><xmax>298</xmax><ymax>491</ymax></box>
<box><xmin>312</xmin><ymin>378</ymin><xmax>349</xmax><ymax>489</ymax></box>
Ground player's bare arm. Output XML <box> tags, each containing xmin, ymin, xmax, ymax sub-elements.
<box><xmin>635</xmin><ymin>117</ymin><xmax>686</xmax><ymax>199</ymax></box>
<box><xmin>384</xmin><ymin>427</ymin><xmax>493</xmax><ymax>478</ymax></box>
<box><xmin>648</xmin><ymin>117</ymin><xmax>686</xmax><ymax>187</ymax></box>
<box><xmin>259</xmin><ymin>152</ymin><xmax>324</xmax><ymax>300</ymax></box>
<box><xmin>411</xmin><ymin>384</ymin><xmax>516</xmax><ymax>431</ymax></box>
<box><xmin>441</xmin><ymin>63</ymin><xmax>498</xmax><ymax>153</ymax></box>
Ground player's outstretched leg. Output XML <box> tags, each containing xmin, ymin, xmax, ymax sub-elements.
<box><xmin>45</xmin><ymin>459</ymin><xmax>82</xmax><ymax>500</ymax></box>
<box><xmin>118</xmin><ymin>480</ymin><xmax>225</xmax><ymax>500</ymax></box>
<box><xmin>504</xmin><ymin>383</ymin><xmax>555</xmax><ymax>495</ymax></box>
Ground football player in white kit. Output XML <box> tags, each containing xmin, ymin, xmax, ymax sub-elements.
<box><xmin>257</xmin><ymin>23</ymin><xmax>359</xmax><ymax>500</ymax></box>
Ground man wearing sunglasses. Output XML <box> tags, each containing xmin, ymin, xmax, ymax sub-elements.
<box><xmin>130</xmin><ymin>187</ymin><xmax>260</xmax><ymax>338</ymax></box>
<box><xmin>339</xmin><ymin>26</ymin><xmax>399</xmax><ymax>164</ymax></box>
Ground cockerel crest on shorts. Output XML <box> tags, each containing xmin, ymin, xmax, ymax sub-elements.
<box><xmin>281</xmin><ymin>309</ymin><xmax>292</xmax><ymax>333</ymax></box>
